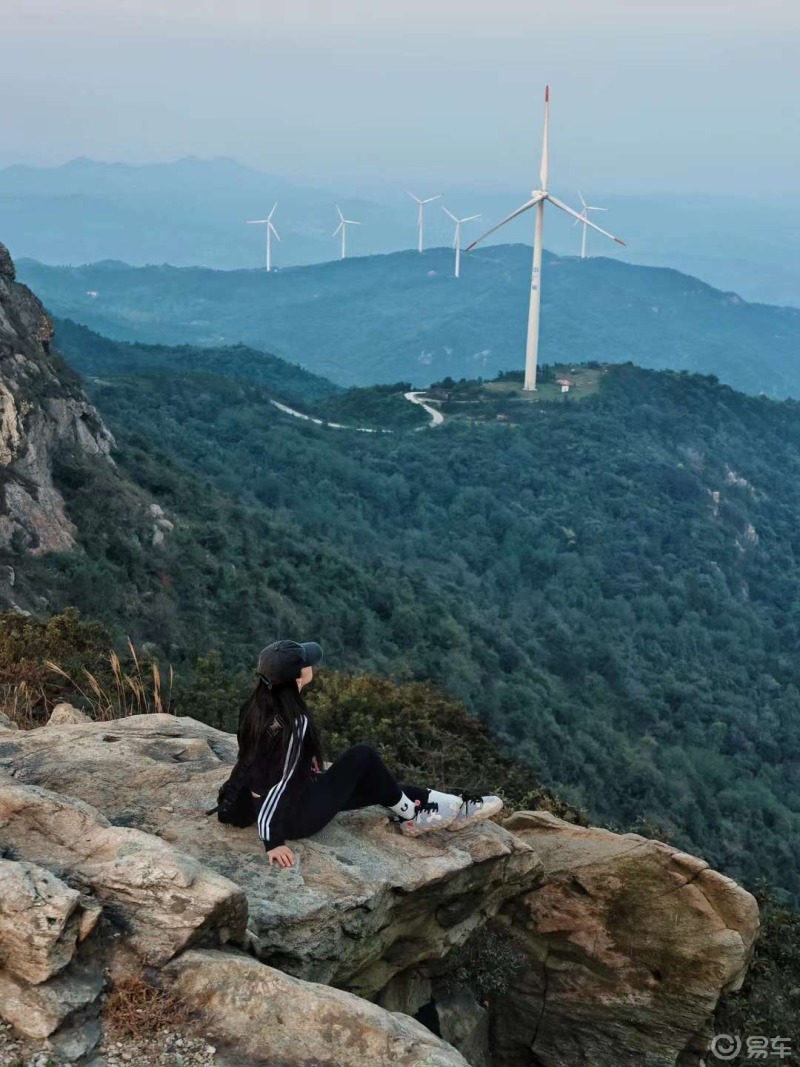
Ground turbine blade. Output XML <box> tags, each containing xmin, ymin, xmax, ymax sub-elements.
<box><xmin>422</xmin><ymin>195</ymin><xmax>442</xmax><ymax>204</ymax></box>
<box><xmin>587</xmin><ymin>206</ymin><xmax>608</xmax><ymax>212</ymax></box>
<box><xmin>269</xmin><ymin>223</ymin><xmax>281</xmax><ymax>240</ymax></box>
<box><xmin>548</xmin><ymin>195</ymin><xmax>626</xmax><ymax>243</ymax></box>
<box><xmin>246</xmin><ymin>220</ymin><xmax>268</xmax><ymax>224</ymax></box>
<box><xmin>442</xmin><ymin>206</ymin><xmax>458</xmax><ymax>222</ymax></box>
<box><xmin>464</xmin><ymin>195</ymin><xmax>545</xmax><ymax>252</ymax></box>
<box><xmin>462</xmin><ymin>214</ymin><xmax>481</xmax><ymax>222</ymax></box>
<box><xmin>407</xmin><ymin>191</ymin><xmax>422</xmax><ymax>203</ymax></box>
<box><xmin>333</xmin><ymin>223</ymin><xmax>343</xmax><ymax>236</ymax></box>
<box><xmin>268</xmin><ymin>202</ymin><xmax>278</xmax><ymax>220</ymax></box>
<box><xmin>336</xmin><ymin>204</ymin><xmax>345</xmax><ymax>221</ymax></box>
<box><xmin>578</xmin><ymin>190</ymin><xmax>587</xmax><ymax>209</ymax></box>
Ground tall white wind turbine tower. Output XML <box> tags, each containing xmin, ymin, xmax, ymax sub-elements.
<box><xmin>466</xmin><ymin>87</ymin><xmax>626</xmax><ymax>392</ymax></box>
<box><xmin>246</xmin><ymin>202</ymin><xmax>280</xmax><ymax>272</ymax></box>
<box><xmin>408</xmin><ymin>191</ymin><xmax>442</xmax><ymax>253</ymax></box>
<box><xmin>333</xmin><ymin>205</ymin><xmax>360</xmax><ymax>260</ymax></box>
<box><xmin>442</xmin><ymin>207</ymin><xmax>481</xmax><ymax>278</ymax></box>
<box><xmin>575</xmin><ymin>191</ymin><xmax>608</xmax><ymax>259</ymax></box>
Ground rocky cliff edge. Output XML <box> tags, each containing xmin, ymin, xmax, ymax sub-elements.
<box><xmin>0</xmin><ymin>711</ymin><xmax>759</xmax><ymax>1067</ymax></box>
<box><xmin>0</xmin><ymin>242</ymin><xmax>113</xmax><ymax>559</ymax></box>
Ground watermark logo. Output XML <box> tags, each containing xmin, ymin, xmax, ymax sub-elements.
<box><xmin>709</xmin><ymin>1035</ymin><xmax>793</xmax><ymax>1061</ymax></box>
<box><xmin>711</xmin><ymin>1035</ymin><xmax>742</xmax><ymax>1061</ymax></box>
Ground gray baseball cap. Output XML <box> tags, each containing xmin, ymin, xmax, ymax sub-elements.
<box><xmin>257</xmin><ymin>639</ymin><xmax>323</xmax><ymax>688</ymax></box>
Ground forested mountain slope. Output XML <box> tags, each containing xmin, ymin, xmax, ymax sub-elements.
<box><xmin>33</xmin><ymin>339</ymin><xmax>800</xmax><ymax>901</ymax></box>
<box><xmin>18</xmin><ymin>246</ymin><xmax>800</xmax><ymax>396</ymax></box>
<box><xmin>54</xmin><ymin>318</ymin><xmax>340</xmax><ymax>404</ymax></box>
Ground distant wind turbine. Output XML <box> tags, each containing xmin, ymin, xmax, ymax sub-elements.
<box><xmin>408</xmin><ymin>191</ymin><xmax>442</xmax><ymax>253</ymax></box>
<box><xmin>466</xmin><ymin>87</ymin><xmax>626</xmax><ymax>391</ymax></box>
<box><xmin>246</xmin><ymin>203</ymin><xmax>280</xmax><ymax>272</ymax></box>
<box><xmin>574</xmin><ymin>191</ymin><xmax>608</xmax><ymax>259</ymax></box>
<box><xmin>442</xmin><ymin>207</ymin><xmax>481</xmax><ymax>278</ymax></box>
<box><xmin>333</xmin><ymin>205</ymin><xmax>360</xmax><ymax>260</ymax></box>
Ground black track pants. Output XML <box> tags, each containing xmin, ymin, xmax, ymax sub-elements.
<box><xmin>282</xmin><ymin>743</ymin><xmax>428</xmax><ymax>841</ymax></box>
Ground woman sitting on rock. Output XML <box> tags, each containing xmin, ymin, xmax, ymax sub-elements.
<box><xmin>217</xmin><ymin>639</ymin><xmax>502</xmax><ymax>868</ymax></box>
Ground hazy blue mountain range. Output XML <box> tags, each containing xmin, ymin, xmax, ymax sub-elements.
<box><xmin>19</xmin><ymin>246</ymin><xmax>800</xmax><ymax>395</ymax></box>
<box><xmin>2</xmin><ymin>157</ymin><xmax>799</xmax><ymax>306</ymax></box>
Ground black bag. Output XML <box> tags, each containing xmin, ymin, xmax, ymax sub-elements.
<box><xmin>211</xmin><ymin>772</ymin><xmax>257</xmax><ymax>828</ymax></box>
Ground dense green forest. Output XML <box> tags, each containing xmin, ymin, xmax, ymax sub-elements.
<box><xmin>53</xmin><ymin>317</ymin><xmax>339</xmax><ymax>403</ymax></box>
<box><xmin>18</xmin><ymin>244</ymin><xmax>800</xmax><ymax>395</ymax></box>
<box><xmin>15</xmin><ymin>325</ymin><xmax>800</xmax><ymax>902</ymax></box>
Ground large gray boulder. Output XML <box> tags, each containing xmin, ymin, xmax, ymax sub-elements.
<box><xmin>167</xmin><ymin>948</ymin><xmax>471</xmax><ymax>1067</ymax></box>
<box><xmin>0</xmin><ymin>714</ymin><xmax>543</xmax><ymax>997</ymax></box>
<box><xmin>0</xmin><ymin>858</ymin><xmax>100</xmax><ymax>984</ymax></box>
<box><xmin>493</xmin><ymin>811</ymin><xmax>760</xmax><ymax>1067</ymax></box>
<box><xmin>0</xmin><ymin>714</ymin><xmax>760</xmax><ymax>1067</ymax></box>
<box><xmin>0</xmin><ymin>779</ymin><xmax>247</xmax><ymax>966</ymax></box>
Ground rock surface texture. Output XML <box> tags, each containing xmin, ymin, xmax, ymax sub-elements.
<box><xmin>0</xmin><ymin>714</ymin><xmax>760</xmax><ymax>1067</ymax></box>
<box><xmin>0</xmin><ymin>241</ymin><xmax>114</xmax><ymax>561</ymax></box>
<box><xmin>167</xmin><ymin>948</ymin><xmax>471</xmax><ymax>1067</ymax></box>
<box><xmin>0</xmin><ymin>713</ymin><xmax>542</xmax><ymax>997</ymax></box>
<box><xmin>0</xmin><ymin>779</ymin><xmax>247</xmax><ymax>966</ymax></box>
<box><xmin>0</xmin><ymin>858</ymin><xmax>100</xmax><ymax>984</ymax></box>
<box><xmin>46</xmin><ymin>702</ymin><xmax>92</xmax><ymax>726</ymax></box>
<box><xmin>493</xmin><ymin>811</ymin><xmax>760</xmax><ymax>1067</ymax></box>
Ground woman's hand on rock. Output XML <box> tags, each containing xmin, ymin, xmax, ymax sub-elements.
<box><xmin>267</xmin><ymin>845</ymin><xmax>295</xmax><ymax>868</ymax></box>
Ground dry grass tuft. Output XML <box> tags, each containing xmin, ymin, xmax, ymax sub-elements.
<box><xmin>0</xmin><ymin>680</ymin><xmax>38</xmax><ymax>729</ymax></box>
<box><xmin>103</xmin><ymin>971</ymin><xmax>189</xmax><ymax>1039</ymax></box>
<box><xmin>43</xmin><ymin>645</ymin><xmax>173</xmax><ymax>722</ymax></box>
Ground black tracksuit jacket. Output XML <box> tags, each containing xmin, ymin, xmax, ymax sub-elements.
<box><xmin>232</xmin><ymin>711</ymin><xmax>319</xmax><ymax>850</ymax></box>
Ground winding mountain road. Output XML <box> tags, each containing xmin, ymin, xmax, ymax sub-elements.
<box><xmin>269</xmin><ymin>392</ymin><xmax>444</xmax><ymax>432</ymax></box>
<box><xmin>403</xmin><ymin>391</ymin><xmax>445</xmax><ymax>426</ymax></box>
<box><xmin>269</xmin><ymin>399</ymin><xmax>389</xmax><ymax>433</ymax></box>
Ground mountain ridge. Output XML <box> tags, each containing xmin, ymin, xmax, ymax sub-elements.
<box><xmin>3</xmin><ymin>156</ymin><xmax>800</xmax><ymax>304</ymax></box>
<box><xmin>17</xmin><ymin>245</ymin><xmax>800</xmax><ymax>396</ymax></box>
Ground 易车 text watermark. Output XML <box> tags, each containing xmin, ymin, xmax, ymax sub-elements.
<box><xmin>709</xmin><ymin>1035</ymin><xmax>793</xmax><ymax>1061</ymax></box>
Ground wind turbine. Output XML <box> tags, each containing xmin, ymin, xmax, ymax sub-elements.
<box><xmin>333</xmin><ymin>205</ymin><xmax>360</xmax><ymax>260</ymax></box>
<box><xmin>408</xmin><ymin>191</ymin><xmax>441</xmax><ymax>253</ymax></box>
<box><xmin>442</xmin><ymin>207</ymin><xmax>481</xmax><ymax>278</ymax></box>
<box><xmin>466</xmin><ymin>87</ymin><xmax>626</xmax><ymax>391</ymax></box>
<box><xmin>574</xmin><ymin>191</ymin><xmax>608</xmax><ymax>259</ymax></box>
<box><xmin>246</xmin><ymin>203</ymin><xmax>280</xmax><ymax>272</ymax></box>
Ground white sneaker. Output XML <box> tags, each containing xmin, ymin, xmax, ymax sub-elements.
<box><xmin>446</xmin><ymin>794</ymin><xmax>504</xmax><ymax>832</ymax></box>
<box><xmin>399</xmin><ymin>795</ymin><xmax>461</xmax><ymax>837</ymax></box>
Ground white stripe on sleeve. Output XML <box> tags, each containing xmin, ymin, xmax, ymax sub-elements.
<box><xmin>258</xmin><ymin>715</ymin><xmax>308</xmax><ymax>845</ymax></box>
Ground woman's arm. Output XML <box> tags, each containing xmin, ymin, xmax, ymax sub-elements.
<box><xmin>255</xmin><ymin>715</ymin><xmax>308</xmax><ymax>852</ymax></box>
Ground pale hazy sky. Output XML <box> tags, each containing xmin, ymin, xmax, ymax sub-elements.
<box><xmin>3</xmin><ymin>0</ymin><xmax>798</xmax><ymax>194</ymax></box>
